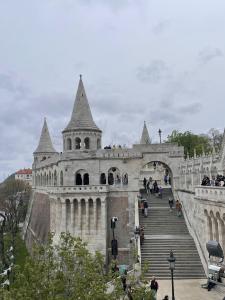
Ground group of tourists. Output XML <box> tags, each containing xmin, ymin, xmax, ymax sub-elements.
<box><xmin>201</xmin><ymin>174</ymin><xmax>225</xmax><ymax>187</ymax></box>
<box><xmin>143</xmin><ymin>177</ymin><xmax>163</xmax><ymax>197</ymax></box>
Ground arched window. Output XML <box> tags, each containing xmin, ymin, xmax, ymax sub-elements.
<box><xmin>75</xmin><ymin>137</ymin><xmax>81</xmax><ymax>149</ymax></box>
<box><xmin>108</xmin><ymin>167</ymin><xmax>120</xmax><ymax>186</ymax></box>
<box><xmin>76</xmin><ymin>173</ymin><xmax>82</xmax><ymax>185</ymax></box>
<box><xmin>67</xmin><ymin>138</ymin><xmax>72</xmax><ymax>150</ymax></box>
<box><xmin>100</xmin><ymin>173</ymin><xmax>106</xmax><ymax>184</ymax></box>
<box><xmin>60</xmin><ymin>171</ymin><xmax>63</xmax><ymax>186</ymax></box>
<box><xmin>97</xmin><ymin>138</ymin><xmax>101</xmax><ymax>149</ymax></box>
<box><xmin>108</xmin><ymin>173</ymin><xmax>114</xmax><ymax>185</ymax></box>
<box><xmin>84</xmin><ymin>137</ymin><xmax>90</xmax><ymax>149</ymax></box>
<box><xmin>122</xmin><ymin>173</ymin><xmax>128</xmax><ymax>185</ymax></box>
<box><xmin>54</xmin><ymin>170</ymin><xmax>57</xmax><ymax>186</ymax></box>
<box><xmin>83</xmin><ymin>173</ymin><xmax>89</xmax><ymax>185</ymax></box>
<box><xmin>49</xmin><ymin>172</ymin><xmax>51</xmax><ymax>186</ymax></box>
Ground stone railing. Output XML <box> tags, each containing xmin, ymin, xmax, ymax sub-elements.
<box><xmin>195</xmin><ymin>186</ymin><xmax>225</xmax><ymax>203</ymax></box>
<box><xmin>35</xmin><ymin>185</ymin><xmax>109</xmax><ymax>194</ymax></box>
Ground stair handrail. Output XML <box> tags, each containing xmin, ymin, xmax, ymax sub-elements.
<box><xmin>174</xmin><ymin>190</ymin><xmax>208</xmax><ymax>274</ymax></box>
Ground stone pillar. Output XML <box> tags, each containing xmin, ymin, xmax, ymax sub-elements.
<box><xmin>77</xmin><ymin>199</ymin><xmax>81</xmax><ymax>233</ymax></box>
<box><xmin>217</xmin><ymin>213</ymin><xmax>225</xmax><ymax>251</ymax></box>
<box><xmin>70</xmin><ymin>200</ymin><xmax>74</xmax><ymax>235</ymax></box>
<box><xmin>85</xmin><ymin>199</ymin><xmax>89</xmax><ymax>234</ymax></box>
<box><xmin>61</xmin><ymin>199</ymin><xmax>66</xmax><ymax>233</ymax></box>
<box><xmin>101</xmin><ymin>198</ymin><xmax>106</xmax><ymax>232</ymax></box>
<box><xmin>93</xmin><ymin>198</ymin><xmax>97</xmax><ymax>232</ymax></box>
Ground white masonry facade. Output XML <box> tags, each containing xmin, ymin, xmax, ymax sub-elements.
<box><xmin>25</xmin><ymin>76</ymin><xmax>225</xmax><ymax>267</ymax></box>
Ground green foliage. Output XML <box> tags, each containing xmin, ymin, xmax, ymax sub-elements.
<box><xmin>1</xmin><ymin>234</ymin><xmax>154</xmax><ymax>300</ymax></box>
<box><xmin>167</xmin><ymin>130</ymin><xmax>212</xmax><ymax>158</ymax></box>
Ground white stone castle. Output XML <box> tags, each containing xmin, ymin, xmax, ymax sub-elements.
<box><xmin>24</xmin><ymin>76</ymin><xmax>225</xmax><ymax>270</ymax></box>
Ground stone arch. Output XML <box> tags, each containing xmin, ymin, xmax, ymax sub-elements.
<box><xmin>54</xmin><ymin>170</ymin><xmax>57</xmax><ymax>186</ymax></box>
<box><xmin>60</xmin><ymin>171</ymin><xmax>64</xmax><ymax>186</ymax></box>
<box><xmin>96</xmin><ymin>198</ymin><xmax>101</xmax><ymax>230</ymax></box>
<box><xmin>140</xmin><ymin>161</ymin><xmax>173</xmax><ymax>188</ymax></box>
<box><xmin>80</xmin><ymin>199</ymin><xmax>86</xmax><ymax>231</ymax></box>
<box><xmin>108</xmin><ymin>167</ymin><xmax>121</xmax><ymax>186</ymax></box>
<box><xmin>216</xmin><ymin>212</ymin><xmax>225</xmax><ymax>251</ymax></box>
<box><xmin>65</xmin><ymin>199</ymin><xmax>71</xmax><ymax>232</ymax></box>
<box><xmin>84</xmin><ymin>137</ymin><xmax>90</xmax><ymax>149</ymax></box>
<box><xmin>67</xmin><ymin>138</ymin><xmax>72</xmax><ymax>150</ymax></box>
<box><xmin>100</xmin><ymin>173</ymin><xmax>106</xmax><ymax>184</ymax></box>
<box><xmin>75</xmin><ymin>137</ymin><xmax>81</xmax><ymax>149</ymax></box>
<box><xmin>49</xmin><ymin>171</ymin><xmax>51</xmax><ymax>186</ymax></box>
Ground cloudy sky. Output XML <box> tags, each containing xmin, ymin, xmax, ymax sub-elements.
<box><xmin>0</xmin><ymin>0</ymin><xmax>225</xmax><ymax>181</ymax></box>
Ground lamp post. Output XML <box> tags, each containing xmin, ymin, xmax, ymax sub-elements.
<box><xmin>111</xmin><ymin>217</ymin><xmax>118</xmax><ymax>260</ymax></box>
<box><xmin>158</xmin><ymin>129</ymin><xmax>162</xmax><ymax>144</ymax></box>
<box><xmin>168</xmin><ymin>250</ymin><xmax>176</xmax><ymax>300</ymax></box>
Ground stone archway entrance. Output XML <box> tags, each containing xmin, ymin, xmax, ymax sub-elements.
<box><xmin>139</xmin><ymin>161</ymin><xmax>173</xmax><ymax>190</ymax></box>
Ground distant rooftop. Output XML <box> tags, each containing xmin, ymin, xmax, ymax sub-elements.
<box><xmin>16</xmin><ymin>168</ymin><xmax>32</xmax><ymax>175</ymax></box>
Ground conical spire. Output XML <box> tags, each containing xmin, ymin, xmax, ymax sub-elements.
<box><xmin>140</xmin><ymin>121</ymin><xmax>151</xmax><ymax>144</ymax></box>
<box><xmin>63</xmin><ymin>75</ymin><xmax>101</xmax><ymax>132</ymax></box>
<box><xmin>34</xmin><ymin>118</ymin><xmax>56</xmax><ymax>153</ymax></box>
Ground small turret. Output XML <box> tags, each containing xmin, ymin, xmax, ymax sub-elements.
<box><xmin>140</xmin><ymin>121</ymin><xmax>151</xmax><ymax>144</ymax></box>
<box><xmin>34</xmin><ymin>118</ymin><xmax>57</xmax><ymax>162</ymax></box>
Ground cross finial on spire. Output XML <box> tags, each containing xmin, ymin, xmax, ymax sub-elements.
<box><xmin>79</xmin><ymin>74</ymin><xmax>82</xmax><ymax>80</ymax></box>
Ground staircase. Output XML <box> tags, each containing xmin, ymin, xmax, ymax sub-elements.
<box><xmin>140</xmin><ymin>188</ymin><xmax>205</xmax><ymax>279</ymax></box>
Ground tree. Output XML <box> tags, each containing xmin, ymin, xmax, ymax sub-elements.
<box><xmin>0</xmin><ymin>180</ymin><xmax>31</xmax><ymax>270</ymax></box>
<box><xmin>167</xmin><ymin>130</ymin><xmax>212</xmax><ymax>158</ymax></box>
<box><xmin>1</xmin><ymin>233</ymin><xmax>154</xmax><ymax>300</ymax></box>
<box><xmin>207</xmin><ymin>128</ymin><xmax>223</xmax><ymax>152</ymax></box>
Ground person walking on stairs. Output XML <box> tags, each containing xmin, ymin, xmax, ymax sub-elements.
<box><xmin>144</xmin><ymin>200</ymin><xmax>148</xmax><ymax>217</ymax></box>
<box><xmin>176</xmin><ymin>200</ymin><xmax>182</xmax><ymax>217</ymax></box>
<box><xmin>143</xmin><ymin>177</ymin><xmax>147</xmax><ymax>191</ymax></box>
<box><xmin>168</xmin><ymin>197</ymin><xmax>174</xmax><ymax>212</ymax></box>
<box><xmin>150</xmin><ymin>276</ymin><xmax>159</xmax><ymax>299</ymax></box>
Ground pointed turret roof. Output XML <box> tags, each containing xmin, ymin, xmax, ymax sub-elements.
<box><xmin>34</xmin><ymin>118</ymin><xmax>57</xmax><ymax>153</ymax></box>
<box><xmin>63</xmin><ymin>75</ymin><xmax>101</xmax><ymax>132</ymax></box>
<box><xmin>140</xmin><ymin>121</ymin><xmax>151</xmax><ymax>144</ymax></box>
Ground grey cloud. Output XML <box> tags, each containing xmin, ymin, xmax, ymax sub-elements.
<box><xmin>152</xmin><ymin>20</ymin><xmax>170</xmax><ymax>35</ymax></box>
<box><xmin>178</xmin><ymin>102</ymin><xmax>202</xmax><ymax>114</ymax></box>
<box><xmin>137</xmin><ymin>60</ymin><xmax>170</xmax><ymax>83</ymax></box>
<box><xmin>0</xmin><ymin>73</ymin><xmax>29</xmax><ymax>96</ymax></box>
<box><xmin>198</xmin><ymin>47</ymin><xmax>223</xmax><ymax>64</ymax></box>
<box><xmin>149</xmin><ymin>110</ymin><xmax>181</xmax><ymax>125</ymax></box>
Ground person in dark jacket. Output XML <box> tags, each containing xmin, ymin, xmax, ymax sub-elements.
<box><xmin>150</xmin><ymin>277</ymin><xmax>159</xmax><ymax>298</ymax></box>
<box><xmin>144</xmin><ymin>200</ymin><xmax>148</xmax><ymax>217</ymax></box>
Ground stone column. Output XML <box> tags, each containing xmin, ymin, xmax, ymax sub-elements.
<box><xmin>93</xmin><ymin>198</ymin><xmax>97</xmax><ymax>232</ymax></box>
<box><xmin>77</xmin><ymin>198</ymin><xmax>81</xmax><ymax>233</ymax></box>
<box><xmin>101</xmin><ymin>198</ymin><xmax>106</xmax><ymax>232</ymax></box>
<box><xmin>70</xmin><ymin>200</ymin><xmax>74</xmax><ymax>235</ymax></box>
<box><xmin>217</xmin><ymin>213</ymin><xmax>225</xmax><ymax>251</ymax></box>
<box><xmin>85</xmin><ymin>199</ymin><xmax>89</xmax><ymax>234</ymax></box>
<box><xmin>61</xmin><ymin>199</ymin><xmax>66</xmax><ymax>233</ymax></box>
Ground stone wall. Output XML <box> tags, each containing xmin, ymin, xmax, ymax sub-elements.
<box><xmin>25</xmin><ymin>191</ymin><xmax>50</xmax><ymax>251</ymax></box>
<box><xmin>177</xmin><ymin>187</ymin><xmax>225</xmax><ymax>273</ymax></box>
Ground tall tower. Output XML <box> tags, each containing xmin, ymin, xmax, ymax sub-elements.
<box><xmin>62</xmin><ymin>75</ymin><xmax>102</xmax><ymax>152</ymax></box>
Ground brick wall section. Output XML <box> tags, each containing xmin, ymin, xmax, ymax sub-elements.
<box><xmin>107</xmin><ymin>193</ymin><xmax>130</xmax><ymax>264</ymax></box>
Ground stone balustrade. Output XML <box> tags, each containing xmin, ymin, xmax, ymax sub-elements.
<box><xmin>195</xmin><ymin>186</ymin><xmax>225</xmax><ymax>203</ymax></box>
<box><xmin>35</xmin><ymin>185</ymin><xmax>109</xmax><ymax>194</ymax></box>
